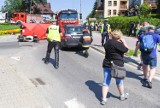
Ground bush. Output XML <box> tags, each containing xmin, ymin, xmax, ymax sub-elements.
<box><xmin>96</xmin><ymin>15</ymin><xmax>160</xmax><ymax>35</ymax></box>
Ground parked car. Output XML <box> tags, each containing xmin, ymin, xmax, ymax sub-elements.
<box><xmin>61</xmin><ymin>24</ymin><xmax>84</xmax><ymax>48</ymax></box>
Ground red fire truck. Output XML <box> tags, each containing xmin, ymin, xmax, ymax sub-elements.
<box><xmin>56</xmin><ymin>9</ymin><xmax>82</xmax><ymax>48</ymax></box>
<box><xmin>56</xmin><ymin>9</ymin><xmax>79</xmax><ymax>30</ymax></box>
<box><xmin>10</xmin><ymin>12</ymin><xmax>43</xmax><ymax>24</ymax></box>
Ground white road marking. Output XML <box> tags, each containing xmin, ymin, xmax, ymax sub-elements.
<box><xmin>11</xmin><ymin>56</ymin><xmax>21</xmax><ymax>61</ymax></box>
<box><xmin>65</xmin><ymin>98</ymin><xmax>85</xmax><ymax>108</ymax></box>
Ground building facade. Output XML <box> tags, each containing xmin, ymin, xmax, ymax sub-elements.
<box><xmin>96</xmin><ymin>0</ymin><xmax>129</xmax><ymax>18</ymax></box>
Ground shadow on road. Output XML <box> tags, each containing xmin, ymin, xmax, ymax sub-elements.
<box><xmin>42</xmin><ymin>58</ymin><xmax>57</xmax><ymax>69</ymax></box>
<box><xmin>124</xmin><ymin>56</ymin><xmax>139</xmax><ymax>65</ymax></box>
<box><xmin>126</xmin><ymin>70</ymin><xmax>145</xmax><ymax>86</ymax></box>
<box><xmin>126</xmin><ymin>71</ymin><xmax>143</xmax><ymax>80</ymax></box>
<box><xmin>85</xmin><ymin>80</ymin><xmax>119</xmax><ymax>102</ymax></box>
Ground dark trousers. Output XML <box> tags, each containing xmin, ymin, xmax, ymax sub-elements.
<box><xmin>101</xmin><ymin>32</ymin><xmax>109</xmax><ymax>45</ymax></box>
<box><xmin>45</xmin><ymin>40</ymin><xmax>60</xmax><ymax>62</ymax></box>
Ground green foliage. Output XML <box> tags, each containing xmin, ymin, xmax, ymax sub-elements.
<box><xmin>87</xmin><ymin>0</ymin><xmax>97</xmax><ymax>19</ymax></box>
<box><xmin>3</xmin><ymin>0</ymin><xmax>47</xmax><ymax>13</ymax></box>
<box><xmin>96</xmin><ymin>15</ymin><xmax>160</xmax><ymax>35</ymax></box>
<box><xmin>126</xmin><ymin>49</ymin><xmax>140</xmax><ymax>56</ymax></box>
<box><xmin>139</xmin><ymin>3</ymin><xmax>152</xmax><ymax>16</ymax></box>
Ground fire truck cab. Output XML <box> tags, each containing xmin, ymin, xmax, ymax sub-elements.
<box><xmin>56</xmin><ymin>9</ymin><xmax>80</xmax><ymax>48</ymax></box>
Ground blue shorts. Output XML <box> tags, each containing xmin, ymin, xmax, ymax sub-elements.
<box><xmin>103</xmin><ymin>67</ymin><xmax>123</xmax><ymax>87</ymax></box>
<box><xmin>141</xmin><ymin>56</ymin><xmax>157</xmax><ymax>68</ymax></box>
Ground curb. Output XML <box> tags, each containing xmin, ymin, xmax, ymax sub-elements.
<box><xmin>91</xmin><ymin>45</ymin><xmax>139</xmax><ymax>67</ymax></box>
<box><xmin>90</xmin><ymin>45</ymin><xmax>160</xmax><ymax>79</ymax></box>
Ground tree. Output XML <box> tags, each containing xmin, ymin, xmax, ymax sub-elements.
<box><xmin>139</xmin><ymin>2</ymin><xmax>152</xmax><ymax>16</ymax></box>
<box><xmin>157</xmin><ymin>0</ymin><xmax>160</xmax><ymax>14</ymax></box>
<box><xmin>3</xmin><ymin>0</ymin><xmax>47</xmax><ymax>13</ymax></box>
<box><xmin>87</xmin><ymin>0</ymin><xmax>97</xmax><ymax>19</ymax></box>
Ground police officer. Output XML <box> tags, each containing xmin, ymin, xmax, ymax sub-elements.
<box><xmin>43</xmin><ymin>20</ymin><xmax>61</xmax><ymax>69</ymax></box>
<box><xmin>101</xmin><ymin>19</ymin><xmax>111</xmax><ymax>46</ymax></box>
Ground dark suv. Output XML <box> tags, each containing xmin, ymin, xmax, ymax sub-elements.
<box><xmin>61</xmin><ymin>25</ymin><xmax>84</xmax><ymax>48</ymax></box>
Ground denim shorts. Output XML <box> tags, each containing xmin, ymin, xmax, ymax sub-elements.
<box><xmin>141</xmin><ymin>56</ymin><xmax>157</xmax><ymax>67</ymax></box>
<box><xmin>103</xmin><ymin>67</ymin><xmax>123</xmax><ymax>87</ymax></box>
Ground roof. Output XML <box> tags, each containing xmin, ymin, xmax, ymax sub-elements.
<box><xmin>58</xmin><ymin>9</ymin><xmax>78</xmax><ymax>14</ymax></box>
<box><xmin>34</xmin><ymin>3</ymin><xmax>54</xmax><ymax>14</ymax></box>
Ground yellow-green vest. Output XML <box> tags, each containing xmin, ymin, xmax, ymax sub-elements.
<box><xmin>47</xmin><ymin>25</ymin><xmax>61</xmax><ymax>42</ymax></box>
<box><xmin>101</xmin><ymin>24</ymin><xmax>111</xmax><ymax>33</ymax></box>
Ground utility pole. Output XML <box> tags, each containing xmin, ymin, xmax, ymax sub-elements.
<box><xmin>30</xmin><ymin>0</ymin><xmax>32</xmax><ymax>14</ymax></box>
<box><xmin>80</xmin><ymin>0</ymin><xmax>82</xmax><ymax>22</ymax></box>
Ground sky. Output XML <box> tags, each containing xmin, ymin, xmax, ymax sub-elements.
<box><xmin>0</xmin><ymin>0</ymin><xmax>95</xmax><ymax>21</ymax></box>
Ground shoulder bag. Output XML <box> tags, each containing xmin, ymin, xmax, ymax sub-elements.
<box><xmin>111</xmin><ymin>61</ymin><xmax>126</xmax><ymax>79</ymax></box>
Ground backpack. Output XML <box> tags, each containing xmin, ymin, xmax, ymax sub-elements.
<box><xmin>140</xmin><ymin>34</ymin><xmax>155</xmax><ymax>53</ymax></box>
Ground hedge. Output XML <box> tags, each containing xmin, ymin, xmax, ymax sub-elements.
<box><xmin>92</xmin><ymin>15</ymin><xmax>160</xmax><ymax>35</ymax></box>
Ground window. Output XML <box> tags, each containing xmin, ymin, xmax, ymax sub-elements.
<box><xmin>60</xmin><ymin>13</ymin><xmax>78</xmax><ymax>20</ymax></box>
<box><xmin>108</xmin><ymin>10</ymin><xmax>111</xmax><ymax>15</ymax></box>
<box><xmin>108</xmin><ymin>1</ymin><xmax>112</xmax><ymax>6</ymax></box>
<box><xmin>113</xmin><ymin>10</ymin><xmax>116</xmax><ymax>15</ymax></box>
<box><xmin>114</xmin><ymin>1</ymin><xmax>117</xmax><ymax>6</ymax></box>
<box><xmin>21</xmin><ymin>15</ymin><xmax>24</xmax><ymax>18</ymax></box>
<box><xmin>66</xmin><ymin>26</ymin><xmax>83</xmax><ymax>34</ymax></box>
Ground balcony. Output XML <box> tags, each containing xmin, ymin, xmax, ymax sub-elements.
<box><xmin>119</xmin><ymin>5</ymin><xmax>128</xmax><ymax>10</ymax></box>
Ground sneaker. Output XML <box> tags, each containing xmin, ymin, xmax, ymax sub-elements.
<box><xmin>44</xmin><ymin>60</ymin><xmax>49</xmax><ymax>64</ymax></box>
<box><xmin>146</xmin><ymin>80</ymin><xmax>152</xmax><ymax>89</ymax></box>
<box><xmin>120</xmin><ymin>93</ymin><xmax>129</xmax><ymax>101</ymax></box>
<box><xmin>143</xmin><ymin>78</ymin><xmax>148</xmax><ymax>82</ymax></box>
<box><xmin>100</xmin><ymin>98</ymin><xmax>107</xmax><ymax>105</ymax></box>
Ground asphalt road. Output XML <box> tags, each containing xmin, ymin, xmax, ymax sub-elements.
<box><xmin>0</xmin><ymin>38</ymin><xmax>160</xmax><ymax>108</ymax></box>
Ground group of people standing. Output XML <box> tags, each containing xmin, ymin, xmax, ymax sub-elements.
<box><xmin>42</xmin><ymin>19</ymin><xmax>160</xmax><ymax>105</ymax></box>
<box><xmin>100</xmin><ymin>19</ymin><xmax>160</xmax><ymax>105</ymax></box>
<box><xmin>133</xmin><ymin>21</ymin><xmax>160</xmax><ymax>88</ymax></box>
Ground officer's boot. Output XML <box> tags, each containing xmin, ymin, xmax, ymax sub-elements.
<box><xmin>44</xmin><ymin>52</ymin><xmax>50</xmax><ymax>64</ymax></box>
<box><xmin>84</xmin><ymin>49</ymin><xmax>89</xmax><ymax>57</ymax></box>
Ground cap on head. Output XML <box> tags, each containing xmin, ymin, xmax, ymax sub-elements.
<box><xmin>148</xmin><ymin>26</ymin><xmax>155</xmax><ymax>30</ymax></box>
<box><xmin>104</xmin><ymin>19</ymin><xmax>108</xmax><ymax>22</ymax></box>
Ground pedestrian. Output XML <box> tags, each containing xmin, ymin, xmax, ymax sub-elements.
<box><xmin>101</xmin><ymin>19</ymin><xmax>111</xmax><ymax>46</ymax></box>
<box><xmin>79</xmin><ymin>29</ymin><xmax>93</xmax><ymax>57</ymax></box>
<box><xmin>133</xmin><ymin>21</ymin><xmax>152</xmax><ymax>69</ymax></box>
<box><xmin>128</xmin><ymin>21</ymin><xmax>135</xmax><ymax>36</ymax></box>
<box><xmin>139</xmin><ymin>26</ymin><xmax>160</xmax><ymax>88</ymax></box>
<box><xmin>43</xmin><ymin>20</ymin><xmax>61</xmax><ymax>69</ymax></box>
<box><xmin>101</xmin><ymin>30</ymin><xmax>129</xmax><ymax>105</ymax></box>
<box><xmin>84</xmin><ymin>22</ymin><xmax>92</xmax><ymax>36</ymax></box>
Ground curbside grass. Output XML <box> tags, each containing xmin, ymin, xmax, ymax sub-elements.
<box><xmin>0</xmin><ymin>23</ymin><xmax>20</xmax><ymax>36</ymax></box>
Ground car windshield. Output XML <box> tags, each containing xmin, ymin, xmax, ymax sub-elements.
<box><xmin>60</xmin><ymin>13</ymin><xmax>78</xmax><ymax>20</ymax></box>
<box><xmin>66</xmin><ymin>26</ymin><xmax>83</xmax><ymax>34</ymax></box>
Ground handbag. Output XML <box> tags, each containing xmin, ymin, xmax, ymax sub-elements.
<box><xmin>111</xmin><ymin>61</ymin><xmax>126</xmax><ymax>79</ymax></box>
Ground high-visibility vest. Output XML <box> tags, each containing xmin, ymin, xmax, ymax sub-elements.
<box><xmin>47</xmin><ymin>25</ymin><xmax>61</xmax><ymax>42</ymax></box>
<box><xmin>101</xmin><ymin>24</ymin><xmax>111</xmax><ymax>33</ymax></box>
